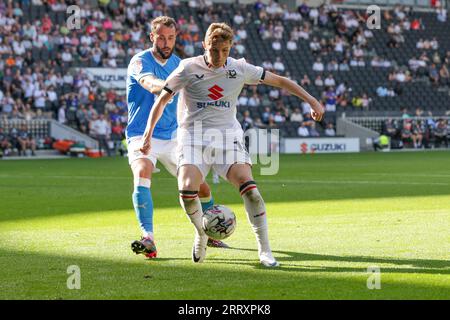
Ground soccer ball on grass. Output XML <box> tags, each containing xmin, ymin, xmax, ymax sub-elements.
<box><xmin>202</xmin><ymin>205</ymin><xmax>236</xmax><ymax>240</ymax></box>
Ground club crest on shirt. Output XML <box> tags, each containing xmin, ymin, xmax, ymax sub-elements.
<box><xmin>226</xmin><ymin>69</ymin><xmax>237</xmax><ymax>79</ymax></box>
<box><xmin>131</xmin><ymin>59</ymin><xmax>143</xmax><ymax>75</ymax></box>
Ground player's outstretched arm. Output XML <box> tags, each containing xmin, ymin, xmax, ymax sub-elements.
<box><xmin>262</xmin><ymin>71</ymin><xmax>325</xmax><ymax>121</ymax></box>
<box><xmin>139</xmin><ymin>75</ymin><xmax>166</xmax><ymax>95</ymax></box>
<box><xmin>139</xmin><ymin>89</ymin><xmax>173</xmax><ymax>154</ymax></box>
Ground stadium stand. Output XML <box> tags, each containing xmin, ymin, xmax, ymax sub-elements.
<box><xmin>0</xmin><ymin>0</ymin><xmax>449</xmax><ymax>157</ymax></box>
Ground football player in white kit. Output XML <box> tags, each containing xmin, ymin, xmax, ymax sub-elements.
<box><xmin>139</xmin><ymin>23</ymin><xmax>325</xmax><ymax>267</ymax></box>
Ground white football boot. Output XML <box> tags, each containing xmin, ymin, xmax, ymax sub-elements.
<box><xmin>259</xmin><ymin>251</ymin><xmax>280</xmax><ymax>268</ymax></box>
<box><xmin>192</xmin><ymin>231</ymin><xmax>208</xmax><ymax>263</ymax></box>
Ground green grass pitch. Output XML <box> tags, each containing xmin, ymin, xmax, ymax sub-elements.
<box><xmin>0</xmin><ymin>152</ymin><xmax>449</xmax><ymax>300</ymax></box>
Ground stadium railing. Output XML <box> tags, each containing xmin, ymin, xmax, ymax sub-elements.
<box><xmin>0</xmin><ymin>119</ymin><xmax>99</xmax><ymax>150</ymax></box>
<box><xmin>0</xmin><ymin>119</ymin><xmax>50</xmax><ymax>139</ymax></box>
<box><xmin>346</xmin><ymin>116</ymin><xmax>450</xmax><ymax>133</ymax></box>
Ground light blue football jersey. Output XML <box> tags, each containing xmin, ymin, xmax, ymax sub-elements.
<box><xmin>126</xmin><ymin>49</ymin><xmax>180</xmax><ymax>141</ymax></box>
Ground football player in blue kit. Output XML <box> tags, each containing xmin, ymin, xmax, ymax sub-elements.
<box><xmin>126</xmin><ymin>16</ymin><xmax>227</xmax><ymax>259</ymax></box>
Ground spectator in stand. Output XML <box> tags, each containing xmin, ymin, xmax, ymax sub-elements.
<box><xmin>298</xmin><ymin>1</ymin><xmax>310</xmax><ymax>18</ymax></box>
<box><xmin>262</xmin><ymin>107</ymin><xmax>272</xmax><ymax>125</ymax></box>
<box><xmin>238</xmin><ymin>90</ymin><xmax>249</xmax><ymax>107</ymax></box>
<box><xmin>90</xmin><ymin>113</ymin><xmax>112</xmax><ymax>156</ymax></box>
<box><xmin>273</xmin><ymin>57</ymin><xmax>285</xmax><ymax>72</ymax></box>
<box><xmin>434</xmin><ymin>119</ymin><xmax>448</xmax><ymax>148</ymax></box>
<box><xmin>17</xmin><ymin>124</ymin><xmax>36</xmax><ymax>156</ymax></box>
<box><xmin>309</xmin><ymin>122</ymin><xmax>320</xmax><ymax>137</ymax></box>
<box><xmin>324</xmin><ymin>123</ymin><xmax>336</xmax><ymax>137</ymax></box>
<box><xmin>236</xmin><ymin>25</ymin><xmax>248</xmax><ymax>40</ymax></box>
<box><xmin>300</xmin><ymin>74</ymin><xmax>311</xmax><ymax>87</ymax></box>
<box><xmin>401</xmin><ymin>120</ymin><xmax>415</xmax><ymax>147</ymax></box>
<box><xmin>290</xmin><ymin>108</ymin><xmax>304</xmax><ymax>123</ymax></box>
<box><xmin>327</xmin><ymin>59</ymin><xmax>339</xmax><ymax>72</ymax></box>
<box><xmin>361</xmin><ymin>93</ymin><xmax>372</xmax><ymax>110</ymax></box>
<box><xmin>310</xmin><ymin>37</ymin><xmax>321</xmax><ymax>55</ymax></box>
<box><xmin>233</xmin><ymin>11</ymin><xmax>244</xmax><ymax>25</ymax></box>
<box><xmin>429</xmin><ymin>63</ymin><xmax>440</xmax><ymax>85</ymax></box>
<box><xmin>58</xmin><ymin>105</ymin><xmax>67</xmax><ymax>124</ymax></box>
<box><xmin>412</xmin><ymin>121</ymin><xmax>425</xmax><ymax>148</ymax></box>
<box><xmin>286</xmin><ymin>37</ymin><xmax>297</xmax><ymax>51</ymax></box>
<box><xmin>0</xmin><ymin>127</ymin><xmax>12</xmax><ymax>157</ymax></box>
<box><xmin>324</xmin><ymin>74</ymin><xmax>336</xmax><ymax>87</ymax></box>
<box><xmin>262</xmin><ymin>60</ymin><xmax>274</xmax><ymax>71</ymax></box>
<box><xmin>401</xmin><ymin>107</ymin><xmax>411</xmax><ymax>119</ymax></box>
<box><xmin>323</xmin><ymin>87</ymin><xmax>337</xmax><ymax>112</ymax></box>
<box><xmin>272</xmin><ymin>39</ymin><xmax>281</xmax><ymax>51</ymax></box>
<box><xmin>383</xmin><ymin>118</ymin><xmax>398</xmax><ymax>139</ymax></box>
<box><xmin>314</xmin><ymin>75</ymin><xmax>324</xmax><ymax>87</ymax></box>
<box><xmin>111</xmin><ymin>120</ymin><xmax>125</xmax><ymax>142</ymax></box>
<box><xmin>436</xmin><ymin>5</ymin><xmax>447</xmax><ymax>22</ymax></box>
<box><xmin>76</xmin><ymin>105</ymin><xmax>89</xmax><ymax>133</ymax></box>
<box><xmin>269</xmin><ymin>87</ymin><xmax>280</xmax><ymax>100</ymax></box>
<box><xmin>301</xmin><ymin>101</ymin><xmax>312</xmax><ymax>115</ymax></box>
<box><xmin>377</xmin><ymin>86</ymin><xmax>396</xmax><ymax>97</ymax></box>
<box><xmin>339</xmin><ymin>59</ymin><xmax>350</xmax><ymax>71</ymax></box>
<box><xmin>242</xmin><ymin>111</ymin><xmax>253</xmax><ymax>132</ymax></box>
<box><xmin>87</xmin><ymin>104</ymin><xmax>98</xmax><ymax>121</ymax></box>
<box><xmin>273</xmin><ymin>111</ymin><xmax>286</xmax><ymax>124</ymax></box>
<box><xmin>297</xmin><ymin>122</ymin><xmax>310</xmax><ymax>137</ymax></box>
<box><xmin>439</xmin><ymin>64</ymin><xmax>449</xmax><ymax>86</ymax></box>
<box><xmin>248</xmin><ymin>93</ymin><xmax>261</xmax><ymax>108</ymax></box>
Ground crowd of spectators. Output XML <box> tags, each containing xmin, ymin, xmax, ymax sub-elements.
<box><xmin>236</xmin><ymin>1</ymin><xmax>449</xmax><ymax>139</ymax></box>
<box><xmin>0</xmin><ymin>123</ymin><xmax>37</xmax><ymax>156</ymax></box>
<box><xmin>382</xmin><ymin>108</ymin><xmax>449</xmax><ymax>149</ymax></box>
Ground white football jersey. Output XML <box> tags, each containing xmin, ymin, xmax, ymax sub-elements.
<box><xmin>164</xmin><ymin>55</ymin><xmax>265</xmax><ymax>147</ymax></box>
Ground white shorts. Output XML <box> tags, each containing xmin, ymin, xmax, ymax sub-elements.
<box><xmin>127</xmin><ymin>136</ymin><xmax>178</xmax><ymax>177</ymax></box>
<box><xmin>177</xmin><ymin>139</ymin><xmax>252</xmax><ymax>181</ymax></box>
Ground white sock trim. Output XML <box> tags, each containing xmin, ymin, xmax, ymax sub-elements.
<box><xmin>143</xmin><ymin>231</ymin><xmax>154</xmax><ymax>240</ymax></box>
<box><xmin>134</xmin><ymin>177</ymin><xmax>151</xmax><ymax>188</ymax></box>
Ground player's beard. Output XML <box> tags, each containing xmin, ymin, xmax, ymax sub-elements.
<box><xmin>155</xmin><ymin>45</ymin><xmax>174</xmax><ymax>60</ymax></box>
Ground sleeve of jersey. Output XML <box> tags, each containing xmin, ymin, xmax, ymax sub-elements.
<box><xmin>242</xmin><ymin>60</ymin><xmax>265</xmax><ymax>85</ymax></box>
<box><xmin>129</xmin><ymin>58</ymin><xmax>154</xmax><ymax>82</ymax></box>
<box><xmin>163</xmin><ymin>62</ymin><xmax>188</xmax><ymax>95</ymax></box>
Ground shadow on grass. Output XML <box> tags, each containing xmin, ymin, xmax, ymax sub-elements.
<box><xmin>0</xmin><ymin>247</ymin><xmax>449</xmax><ymax>300</ymax></box>
<box><xmin>207</xmin><ymin>247</ymin><xmax>450</xmax><ymax>275</ymax></box>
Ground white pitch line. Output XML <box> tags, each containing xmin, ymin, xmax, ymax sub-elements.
<box><xmin>0</xmin><ymin>175</ymin><xmax>448</xmax><ymax>186</ymax></box>
<box><xmin>363</xmin><ymin>173</ymin><xmax>450</xmax><ymax>178</ymax></box>
<box><xmin>258</xmin><ymin>179</ymin><xmax>450</xmax><ymax>186</ymax></box>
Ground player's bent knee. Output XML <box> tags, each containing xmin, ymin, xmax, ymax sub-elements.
<box><xmin>239</xmin><ymin>180</ymin><xmax>260</xmax><ymax>201</ymax></box>
<box><xmin>132</xmin><ymin>159</ymin><xmax>153</xmax><ymax>178</ymax></box>
<box><xmin>198</xmin><ymin>182</ymin><xmax>211</xmax><ymax>197</ymax></box>
<box><xmin>179</xmin><ymin>190</ymin><xmax>199</xmax><ymax>210</ymax></box>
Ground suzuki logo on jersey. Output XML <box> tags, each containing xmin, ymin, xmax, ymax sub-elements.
<box><xmin>196</xmin><ymin>101</ymin><xmax>231</xmax><ymax>109</ymax></box>
<box><xmin>208</xmin><ymin>85</ymin><xmax>224</xmax><ymax>100</ymax></box>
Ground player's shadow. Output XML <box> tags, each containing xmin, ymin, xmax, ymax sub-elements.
<box><xmin>208</xmin><ymin>247</ymin><xmax>450</xmax><ymax>274</ymax></box>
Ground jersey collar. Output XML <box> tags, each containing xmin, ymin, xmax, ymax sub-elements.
<box><xmin>203</xmin><ymin>55</ymin><xmax>227</xmax><ymax>69</ymax></box>
<box><xmin>150</xmin><ymin>49</ymin><xmax>168</xmax><ymax>67</ymax></box>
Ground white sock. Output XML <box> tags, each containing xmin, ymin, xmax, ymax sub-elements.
<box><xmin>143</xmin><ymin>232</ymin><xmax>154</xmax><ymax>240</ymax></box>
<box><xmin>179</xmin><ymin>191</ymin><xmax>205</xmax><ymax>236</ymax></box>
<box><xmin>240</xmin><ymin>182</ymin><xmax>271</xmax><ymax>254</ymax></box>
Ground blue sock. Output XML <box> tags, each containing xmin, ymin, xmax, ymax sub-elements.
<box><xmin>200</xmin><ymin>195</ymin><xmax>214</xmax><ymax>212</ymax></box>
<box><xmin>132</xmin><ymin>186</ymin><xmax>154</xmax><ymax>237</ymax></box>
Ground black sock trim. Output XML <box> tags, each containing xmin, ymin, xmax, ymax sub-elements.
<box><xmin>179</xmin><ymin>190</ymin><xmax>198</xmax><ymax>195</ymax></box>
<box><xmin>239</xmin><ymin>180</ymin><xmax>256</xmax><ymax>192</ymax></box>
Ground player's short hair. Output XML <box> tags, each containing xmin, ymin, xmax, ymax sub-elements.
<box><xmin>151</xmin><ymin>16</ymin><xmax>177</xmax><ymax>33</ymax></box>
<box><xmin>205</xmin><ymin>23</ymin><xmax>234</xmax><ymax>46</ymax></box>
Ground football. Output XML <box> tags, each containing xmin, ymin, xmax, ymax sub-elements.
<box><xmin>202</xmin><ymin>205</ymin><xmax>237</xmax><ymax>240</ymax></box>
